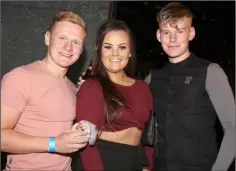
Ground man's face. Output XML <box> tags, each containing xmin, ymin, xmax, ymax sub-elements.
<box><xmin>156</xmin><ymin>17</ymin><xmax>195</xmax><ymax>59</ymax></box>
<box><xmin>45</xmin><ymin>21</ymin><xmax>86</xmax><ymax>68</ymax></box>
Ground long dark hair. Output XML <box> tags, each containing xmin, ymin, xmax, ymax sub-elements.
<box><xmin>92</xmin><ymin>20</ymin><xmax>136</xmax><ymax>128</ymax></box>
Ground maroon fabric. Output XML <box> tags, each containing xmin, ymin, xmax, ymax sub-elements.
<box><xmin>76</xmin><ymin>78</ymin><xmax>154</xmax><ymax>170</ymax></box>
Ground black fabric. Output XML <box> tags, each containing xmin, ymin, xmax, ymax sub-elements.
<box><xmin>153</xmin><ymin>158</ymin><xmax>212</xmax><ymax>171</ymax></box>
<box><xmin>71</xmin><ymin>151</ymin><xmax>84</xmax><ymax>171</ymax></box>
<box><xmin>98</xmin><ymin>139</ymin><xmax>149</xmax><ymax>171</ymax></box>
<box><xmin>141</xmin><ymin>111</ymin><xmax>158</xmax><ymax>146</ymax></box>
<box><xmin>71</xmin><ymin>139</ymin><xmax>149</xmax><ymax>171</ymax></box>
<box><xmin>150</xmin><ymin>54</ymin><xmax>218</xmax><ymax>170</ymax></box>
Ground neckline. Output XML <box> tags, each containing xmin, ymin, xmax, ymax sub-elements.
<box><xmin>113</xmin><ymin>80</ymin><xmax>137</xmax><ymax>88</ymax></box>
<box><xmin>37</xmin><ymin>60</ymin><xmax>68</xmax><ymax>81</ymax></box>
<box><xmin>167</xmin><ymin>53</ymin><xmax>194</xmax><ymax>68</ymax></box>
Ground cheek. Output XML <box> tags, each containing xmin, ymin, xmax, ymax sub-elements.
<box><xmin>101</xmin><ymin>58</ymin><xmax>109</xmax><ymax>69</ymax></box>
<box><xmin>178</xmin><ymin>35</ymin><xmax>189</xmax><ymax>43</ymax></box>
<box><xmin>160</xmin><ymin>36</ymin><xmax>169</xmax><ymax>44</ymax></box>
<box><xmin>49</xmin><ymin>40</ymin><xmax>63</xmax><ymax>49</ymax></box>
<box><xmin>101</xmin><ymin>49</ymin><xmax>111</xmax><ymax>58</ymax></box>
<box><xmin>73</xmin><ymin>45</ymin><xmax>83</xmax><ymax>54</ymax></box>
<box><xmin>122</xmin><ymin>58</ymin><xmax>129</xmax><ymax>66</ymax></box>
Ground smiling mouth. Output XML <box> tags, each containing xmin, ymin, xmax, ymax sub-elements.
<box><xmin>168</xmin><ymin>45</ymin><xmax>180</xmax><ymax>48</ymax></box>
<box><xmin>109</xmin><ymin>58</ymin><xmax>121</xmax><ymax>62</ymax></box>
<box><xmin>59</xmin><ymin>52</ymin><xmax>72</xmax><ymax>58</ymax></box>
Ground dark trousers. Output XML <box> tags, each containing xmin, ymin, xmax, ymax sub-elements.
<box><xmin>71</xmin><ymin>139</ymin><xmax>149</xmax><ymax>171</ymax></box>
<box><xmin>153</xmin><ymin>158</ymin><xmax>213</xmax><ymax>171</ymax></box>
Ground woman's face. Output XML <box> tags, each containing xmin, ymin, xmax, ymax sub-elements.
<box><xmin>101</xmin><ymin>30</ymin><xmax>131</xmax><ymax>75</ymax></box>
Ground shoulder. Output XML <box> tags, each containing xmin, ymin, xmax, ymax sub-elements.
<box><xmin>134</xmin><ymin>79</ymin><xmax>150</xmax><ymax>90</ymax></box>
<box><xmin>78</xmin><ymin>78</ymin><xmax>102</xmax><ymax>94</ymax></box>
<box><xmin>2</xmin><ymin>66</ymin><xmax>31</xmax><ymax>83</ymax></box>
<box><xmin>207</xmin><ymin>63</ymin><xmax>224</xmax><ymax>72</ymax></box>
<box><xmin>192</xmin><ymin>55</ymin><xmax>212</xmax><ymax>66</ymax></box>
<box><xmin>81</xmin><ymin>78</ymin><xmax>101</xmax><ymax>88</ymax></box>
<box><xmin>207</xmin><ymin>63</ymin><xmax>227</xmax><ymax>80</ymax></box>
<box><xmin>66</xmin><ymin>78</ymin><xmax>77</xmax><ymax>93</ymax></box>
<box><xmin>3</xmin><ymin>61</ymin><xmax>40</xmax><ymax>78</ymax></box>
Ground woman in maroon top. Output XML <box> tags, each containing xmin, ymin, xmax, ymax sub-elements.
<box><xmin>74</xmin><ymin>20</ymin><xmax>154</xmax><ymax>171</ymax></box>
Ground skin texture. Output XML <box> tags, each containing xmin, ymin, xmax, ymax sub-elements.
<box><xmin>101</xmin><ymin>30</ymin><xmax>131</xmax><ymax>78</ymax></box>
<box><xmin>156</xmin><ymin>17</ymin><xmax>195</xmax><ymax>63</ymax></box>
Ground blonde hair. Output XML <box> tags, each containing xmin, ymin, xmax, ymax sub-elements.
<box><xmin>49</xmin><ymin>11</ymin><xmax>86</xmax><ymax>32</ymax></box>
<box><xmin>157</xmin><ymin>2</ymin><xmax>193</xmax><ymax>27</ymax></box>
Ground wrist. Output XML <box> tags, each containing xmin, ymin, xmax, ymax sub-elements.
<box><xmin>48</xmin><ymin>137</ymin><xmax>56</xmax><ymax>153</ymax></box>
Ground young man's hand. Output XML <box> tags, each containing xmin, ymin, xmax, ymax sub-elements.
<box><xmin>55</xmin><ymin>129</ymin><xmax>89</xmax><ymax>153</ymax></box>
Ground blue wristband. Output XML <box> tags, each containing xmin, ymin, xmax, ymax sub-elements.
<box><xmin>48</xmin><ymin>137</ymin><xmax>56</xmax><ymax>153</ymax></box>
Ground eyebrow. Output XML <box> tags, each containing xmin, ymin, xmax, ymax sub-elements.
<box><xmin>103</xmin><ymin>43</ymin><xmax>127</xmax><ymax>46</ymax></box>
<box><xmin>160</xmin><ymin>28</ymin><xmax>186</xmax><ymax>32</ymax></box>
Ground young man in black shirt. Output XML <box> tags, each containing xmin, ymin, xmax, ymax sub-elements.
<box><xmin>145</xmin><ymin>2</ymin><xmax>235</xmax><ymax>171</ymax></box>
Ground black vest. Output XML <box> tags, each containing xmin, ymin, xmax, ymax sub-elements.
<box><xmin>150</xmin><ymin>54</ymin><xmax>218</xmax><ymax>169</ymax></box>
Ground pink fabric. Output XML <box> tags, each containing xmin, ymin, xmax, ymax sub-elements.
<box><xmin>1</xmin><ymin>61</ymin><xmax>77</xmax><ymax>170</ymax></box>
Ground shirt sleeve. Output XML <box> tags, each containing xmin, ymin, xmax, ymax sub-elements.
<box><xmin>205</xmin><ymin>63</ymin><xmax>235</xmax><ymax>171</ymax></box>
<box><xmin>143</xmin><ymin>83</ymin><xmax>154</xmax><ymax>170</ymax></box>
<box><xmin>1</xmin><ymin>67</ymin><xmax>31</xmax><ymax>112</ymax></box>
<box><xmin>76</xmin><ymin>79</ymin><xmax>104</xmax><ymax>171</ymax></box>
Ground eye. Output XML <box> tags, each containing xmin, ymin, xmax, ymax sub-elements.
<box><xmin>104</xmin><ymin>46</ymin><xmax>112</xmax><ymax>49</ymax></box>
<box><xmin>177</xmin><ymin>30</ymin><xmax>184</xmax><ymax>33</ymax></box>
<box><xmin>59</xmin><ymin>36</ymin><xmax>66</xmax><ymax>40</ymax></box>
<box><xmin>162</xmin><ymin>32</ymin><xmax>169</xmax><ymax>35</ymax></box>
<box><xmin>119</xmin><ymin>46</ymin><xmax>127</xmax><ymax>50</ymax></box>
<box><xmin>73</xmin><ymin>40</ymin><xmax>80</xmax><ymax>45</ymax></box>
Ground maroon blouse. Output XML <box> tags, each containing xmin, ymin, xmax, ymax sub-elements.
<box><xmin>76</xmin><ymin>78</ymin><xmax>154</xmax><ymax>170</ymax></box>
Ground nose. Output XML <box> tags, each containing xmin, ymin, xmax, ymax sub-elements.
<box><xmin>112</xmin><ymin>48</ymin><xmax>119</xmax><ymax>56</ymax></box>
<box><xmin>170</xmin><ymin>33</ymin><xmax>177</xmax><ymax>42</ymax></box>
<box><xmin>64</xmin><ymin>41</ymin><xmax>72</xmax><ymax>51</ymax></box>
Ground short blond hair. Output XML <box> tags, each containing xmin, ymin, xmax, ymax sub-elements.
<box><xmin>49</xmin><ymin>11</ymin><xmax>86</xmax><ymax>32</ymax></box>
<box><xmin>157</xmin><ymin>2</ymin><xmax>193</xmax><ymax>26</ymax></box>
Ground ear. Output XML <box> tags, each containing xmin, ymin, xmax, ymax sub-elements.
<box><xmin>189</xmin><ymin>27</ymin><xmax>195</xmax><ymax>41</ymax></box>
<box><xmin>45</xmin><ymin>31</ymin><xmax>50</xmax><ymax>46</ymax></box>
<box><xmin>156</xmin><ymin>29</ymin><xmax>161</xmax><ymax>42</ymax></box>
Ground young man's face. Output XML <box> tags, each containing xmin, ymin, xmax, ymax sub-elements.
<box><xmin>45</xmin><ymin>21</ymin><xmax>86</xmax><ymax>68</ymax></box>
<box><xmin>157</xmin><ymin>17</ymin><xmax>195</xmax><ymax>60</ymax></box>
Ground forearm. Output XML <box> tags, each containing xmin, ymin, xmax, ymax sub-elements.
<box><xmin>1</xmin><ymin>129</ymin><xmax>48</xmax><ymax>153</ymax></box>
<box><xmin>143</xmin><ymin>146</ymin><xmax>154</xmax><ymax>170</ymax></box>
<box><xmin>211</xmin><ymin>125</ymin><xmax>235</xmax><ymax>171</ymax></box>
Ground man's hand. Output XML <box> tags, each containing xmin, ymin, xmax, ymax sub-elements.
<box><xmin>55</xmin><ymin>130</ymin><xmax>89</xmax><ymax>153</ymax></box>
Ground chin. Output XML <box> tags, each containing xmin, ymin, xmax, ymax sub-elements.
<box><xmin>107</xmin><ymin>68</ymin><xmax>124</xmax><ymax>74</ymax></box>
<box><xmin>57</xmin><ymin>61</ymin><xmax>73</xmax><ymax>68</ymax></box>
<box><xmin>166</xmin><ymin>50</ymin><xmax>184</xmax><ymax>58</ymax></box>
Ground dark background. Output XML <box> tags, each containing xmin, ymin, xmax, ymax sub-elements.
<box><xmin>113</xmin><ymin>1</ymin><xmax>235</xmax><ymax>93</ymax></box>
<box><xmin>1</xmin><ymin>1</ymin><xmax>235</xmax><ymax>170</ymax></box>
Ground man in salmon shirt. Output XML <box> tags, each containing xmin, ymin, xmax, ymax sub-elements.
<box><xmin>1</xmin><ymin>11</ymin><xmax>89</xmax><ymax>170</ymax></box>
